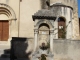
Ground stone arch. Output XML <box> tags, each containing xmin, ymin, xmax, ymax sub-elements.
<box><xmin>35</xmin><ymin>20</ymin><xmax>54</xmax><ymax>30</ymax></box>
<box><xmin>58</xmin><ymin>16</ymin><xmax>66</xmax><ymax>22</ymax></box>
<box><xmin>0</xmin><ymin>3</ymin><xmax>16</xmax><ymax>41</ymax></box>
<box><xmin>0</xmin><ymin>3</ymin><xmax>16</xmax><ymax>20</ymax></box>
<box><xmin>0</xmin><ymin>14</ymin><xmax>8</xmax><ymax>20</ymax></box>
<box><xmin>39</xmin><ymin>23</ymin><xmax>50</xmax><ymax>29</ymax></box>
<box><xmin>38</xmin><ymin>23</ymin><xmax>50</xmax><ymax>35</ymax></box>
<box><xmin>38</xmin><ymin>23</ymin><xmax>50</xmax><ymax>44</ymax></box>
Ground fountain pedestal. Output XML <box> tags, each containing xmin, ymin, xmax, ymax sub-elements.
<box><xmin>32</xmin><ymin>49</ymin><xmax>54</xmax><ymax>60</ymax></box>
<box><xmin>32</xmin><ymin>3</ymin><xmax>54</xmax><ymax>60</ymax></box>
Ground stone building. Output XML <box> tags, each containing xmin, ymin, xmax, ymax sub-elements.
<box><xmin>0</xmin><ymin>0</ymin><xmax>79</xmax><ymax>44</ymax></box>
<box><xmin>0</xmin><ymin>0</ymin><xmax>80</xmax><ymax>60</ymax></box>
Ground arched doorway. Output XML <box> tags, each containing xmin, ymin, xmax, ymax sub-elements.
<box><xmin>0</xmin><ymin>3</ymin><xmax>16</xmax><ymax>41</ymax></box>
<box><xmin>58</xmin><ymin>17</ymin><xmax>66</xmax><ymax>38</ymax></box>
<box><xmin>0</xmin><ymin>20</ymin><xmax>9</xmax><ymax>41</ymax></box>
<box><xmin>0</xmin><ymin>14</ymin><xmax>9</xmax><ymax>41</ymax></box>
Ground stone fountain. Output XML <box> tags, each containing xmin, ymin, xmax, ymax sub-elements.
<box><xmin>31</xmin><ymin>9</ymin><xmax>55</xmax><ymax>60</ymax></box>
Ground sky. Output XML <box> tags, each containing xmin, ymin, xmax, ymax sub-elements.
<box><xmin>78</xmin><ymin>0</ymin><xmax>80</xmax><ymax>17</ymax></box>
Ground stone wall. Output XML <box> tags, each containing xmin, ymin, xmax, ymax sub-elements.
<box><xmin>53</xmin><ymin>39</ymin><xmax>80</xmax><ymax>60</ymax></box>
<box><xmin>50</xmin><ymin>0</ymin><xmax>77</xmax><ymax>8</ymax></box>
<box><xmin>19</xmin><ymin>0</ymin><xmax>79</xmax><ymax>39</ymax></box>
<box><xmin>11</xmin><ymin>37</ymin><xmax>80</xmax><ymax>60</ymax></box>
<box><xmin>19</xmin><ymin>0</ymin><xmax>42</xmax><ymax>37</ymax></box>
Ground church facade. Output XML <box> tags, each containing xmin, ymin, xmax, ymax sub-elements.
<box><xmin>0</xmin><ymin>0</ymin><xmax>80</xmax><ymax>60</ymax></box>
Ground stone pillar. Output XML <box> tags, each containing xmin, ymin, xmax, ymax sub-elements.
<box><xmin>66</xmin><ymin>8</ymin><xmax>72</xmax><ymax>39</ymax></box>
<box><xmin>50</xmin><ymin>30</ymin><xmax>54</xmax><ymax>54</ymax></box>
<box><xmin>54</xmin><ymin>21</ymin><xmax>58</xmax><ymax>39</ymax></box>
<box><xmin>34</xmin><ymin>29</ymin><xmax>38</xmax><ymax>52</ymax></box>
<box><xmin>68</xmin><ymin>21</ymin><xmax>72</xmax><ymax>39</ymax></box>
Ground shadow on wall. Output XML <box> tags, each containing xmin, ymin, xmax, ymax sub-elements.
<box><xmin>10</xmin><ymin>37</ymin><xmax>33</xmax><ymax>60</ymax></box>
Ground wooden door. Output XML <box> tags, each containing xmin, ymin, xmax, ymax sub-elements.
<box><xmin>0</xmin><ymin>22</ymin><xmax>2</xmax><ymax>41</ymax></box>
<box><xmin>0</xmin><ymin>21</ymin><xmax>9</xmax><ymax>41</ymax></box>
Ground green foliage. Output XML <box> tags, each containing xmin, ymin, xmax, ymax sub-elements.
<box><xmin>59</xmin><ymin>27</ymin><xmax>66</xmax><ymax>38</ymax></box>
<box><xmin>41</xmin><ymin>54</ymin><xmax>46</xmax><ymax>60</ymax></box>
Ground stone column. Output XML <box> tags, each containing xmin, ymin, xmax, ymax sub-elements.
<box><xmin>66</xmin><ymin>8</ymin><xmax>72</xmax><ymax>39</ymax></box>
<box><xmin>34</xmin><ymin>29</ymin><xmax>38</xmax><ymax>52</ymax></box>
<box><xmin>67</xmin><ymin>21</ymin><xmax>72</xmax><ymax>39</ymax></box>
<box><xmin>54</xmin><ymin>20</ymin><xmax>58</xmax><ymax>39</ymax></box>
<box><xmin>50</xmin><ymin>30</ymin><xmax>54</xmax><ymax>54</ymax></box>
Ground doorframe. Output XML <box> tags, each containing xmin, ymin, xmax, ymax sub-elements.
<box><xmin>0</xmin><ymin>3</ymin><xmax>16</xmax><ymax>45</ymax></box>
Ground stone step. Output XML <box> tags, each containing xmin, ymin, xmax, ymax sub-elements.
<box><xmin>1</xmin><ymin>54</ymin><xmax>10</xmax><ymax>58</ymax></box>
<box><xmin>0</xmin><ymin>45</ymin><xmax>10</xmax><ymax>58</ymax></box>
<box><xmin>0</xmin><ymin>45</ymin><xmax>10</xmax><ymax>49</ymax></box>
<box><xmin>0</xmin><ymin>51</ymin><xmax>10</xmax><ymax>58</ymax></box>
<box><xmin>0</xmin><ymin>41</ymin><xmax>10</xmax><ymax>46</ymax></box>
<box><xmin>0</xmin><ymin>58</ymin><xmax>10</xmax><ymax>60</ymax></box>
<box><xmin>0</xmin><ymin>49</ymin><xmax>10</xmax><ymax>55</ymax></box>
<box><xmin>14</xmin><ymin>58</ymin><xmax>29</xmax><ymax>60</ymax></box>
<box><xmin>0</xmin><ymin>49</ymin><xmax>5</xmax><ymax>56</ymax></box>
<box><xmin>4</xmin><ymin>49</ymin><xmax>10</xmax><ymax>54</ymax></box>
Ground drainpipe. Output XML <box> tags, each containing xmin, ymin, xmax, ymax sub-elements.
<box><xmin>18</xmin><ymin>0</ymin><xmax>21</xmax><ymax>37</ymax></box>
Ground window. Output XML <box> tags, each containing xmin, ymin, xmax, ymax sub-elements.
<box><xmin>58</xmin><ymin>17</ymin><xmax>66</xmax><ymax>39</ymax></box>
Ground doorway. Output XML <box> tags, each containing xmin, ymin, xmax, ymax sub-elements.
<box><xmin>0</xmin><ymin>20</ymin><xmax>9</xmax><ymax>41</ymax></box>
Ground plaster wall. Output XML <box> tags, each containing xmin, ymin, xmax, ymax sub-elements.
<box><xmin>53</xmin><ymin>39</ymin><xmax>80</xmax><ymax>60</ymax></box>
<box><xmin>0</xmin><ymin>0</ymin><xmax>19</xmax><ymax>44</ymax></box>
<box><xmin>8</xmin><ymin>0</ymin><xmax>19</xmax><ymax>37</ymax></box>
<box><xmin>19</xmin><ymin>0</ymin><xmax>41</xmax><ymax>37</ymax></box>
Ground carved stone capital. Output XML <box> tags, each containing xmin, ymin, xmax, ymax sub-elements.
<box><xmin>50</xmin><ymin>30</ymin><xmax>54</xmax><ymax>34</ymax></box>
<box><xmin>34</xmin><ymin>29</ymin><xmax>38</xmax><ymax>34</ymax></box>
